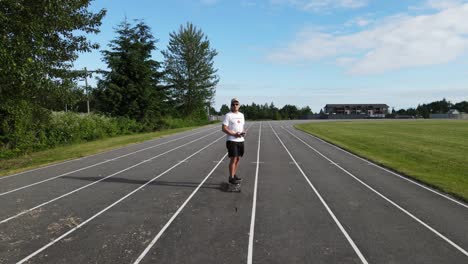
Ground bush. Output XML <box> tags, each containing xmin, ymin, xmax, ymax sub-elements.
<box><xmin>0</xmin><ymin>100</ymin><xmax>51</xmax><ymax>158</ymax></box>
<box><xmin>45</xmin><ymin>112</ymin><xmax>145</xmax><ymax>146</ymax></box>
<box><xmin>0</xmin><ymin>109</ymin><xmax>145</xmax><ymax>158</ymax></box>
<box><xmin>160</xmin><ymin>115</ymin><xmax>209</xmax><ymax>129</ymax></box>
<box><xmin>0</xmin><ymin>104</ymin><xmax>209</xmax><ymax>159</ymax></box>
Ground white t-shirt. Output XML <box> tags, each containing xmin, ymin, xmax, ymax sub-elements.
<box><xmin>223</xmin><ymin>111</ymin><xmax>245</xmax><ymax>142</ymax></box>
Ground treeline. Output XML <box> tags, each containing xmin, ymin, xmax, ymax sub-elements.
<box><xmin>0</xmin><ymin>1</ymin><xmax>218</xmax><ymax>158</ymax></box>
<box><xmin>217</xmin><ymin>102</ymin><xmax>313</xmax><ymax>120</ymax></box>
<box><xmin>389</xmin><ymin>99</ymin><xmax>468</xmax><ymax>118</ymax></box>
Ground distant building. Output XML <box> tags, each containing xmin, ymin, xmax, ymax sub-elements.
<box><xmin>430</xmin><ymin>109</ymin><xmax>468</xmax><ymax>119</ymax></box>
<box><xmin>324</xmin><ymin>104</ymin><xmax>389</xmax><ymax>118</ymax></box>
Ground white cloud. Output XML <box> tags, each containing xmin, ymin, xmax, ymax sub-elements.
<box><xmin>345</xmin><ymin>15</ymin><xmax>374</xmax><ymax>27</ymax></box>
<box><xmin>271</xmin><ymin>0</ymin><xmax>368</xmax><ymax>11</ymax></box>
<box><xmin>266</xmin><ymin>3</ymin><xmax>468</xmax><ymax>75</ymax></box>
<box><xmin>425</xmin><ymin>0</ymin><xmax>466</xmax><ymax>10</ymax></box>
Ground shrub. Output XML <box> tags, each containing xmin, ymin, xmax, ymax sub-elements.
<box><xmin>0</xmin><ymin>107</ymin><xmax>210</xmax><ymax>159</ymax></box>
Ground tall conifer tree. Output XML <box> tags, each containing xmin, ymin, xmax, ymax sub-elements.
<box><xmin>95</xmin><ymin>19</ymin><xmax>164</xmax><ymax>125</ymax></box>
<box><xmin>162</xmin><ymin>22</ymin><xmax>219</xmax><ymax>118</ymax></box>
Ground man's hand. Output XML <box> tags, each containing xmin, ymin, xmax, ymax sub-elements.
<box><xmin>235</xmin><ymin>132</ymin><xmax>245</xmax><ymax>137</ymax></box>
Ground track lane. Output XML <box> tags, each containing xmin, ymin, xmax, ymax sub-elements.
<box><xmin>274</xmin><ymin>121</ymin><xmax>468</xmax><ymax>263</ymax></box>
<box><xmin>250</xmin><ymin>123</ymin><xmax>363</xmax><ymax>264</ymax></box>
<box><xmin>282</xmin><ymin>121</ymin><xmax>468</xmax><ymax>251</ymax></box>
<box><xmin>0</xmin><ymin>131</ymin><xmax>225</xmax><ymax>263</ymax></box>
<box><xmin>131</xmin><ymin>126</ymin><xmax>259</xmax><ymax>263</ymax></box>
<box><xmin>0</xmin><ymin>125</ymin><xmax>218</xmax><ymax>193</ymax></box>
<box><xmin>16</xmin><ymin>124</ymin><xmax>254</xmax><ymax>264</ymax></box>
<box><xmin>0</xmin><ymin>129</ymin><xmax>221</xmax><ymax>223</ymax></box>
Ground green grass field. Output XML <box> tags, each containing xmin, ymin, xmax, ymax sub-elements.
<box><xmin>295</xmin><ymin>120</ymin><xmax>468</xmax><ymax>202</ymax></box>
<box><xmin>0</xmin><ymin>126</ymin><xmax>207</xmax><ymax>177</ymax></box>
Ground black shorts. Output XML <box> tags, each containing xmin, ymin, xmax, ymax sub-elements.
<box><xmin>226</xmin><ymin>141</ymin><xmax>244</xmax><ymax>158</ymax></box>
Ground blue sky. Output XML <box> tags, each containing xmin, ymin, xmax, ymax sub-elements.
<box><xmin>75</xmin><ymin>0</ymin><xmax>468</xmax><ymax>112</ymax></box>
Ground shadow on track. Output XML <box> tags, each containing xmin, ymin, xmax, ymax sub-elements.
<box><xmin>62</xmin><ymin>175</ymin><xmax>229</xmax><ymax>191</ymax></box>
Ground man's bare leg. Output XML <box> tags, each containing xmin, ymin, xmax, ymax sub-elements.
<box><xmin>229</xmin><ymin>157</ymin><xmax>240</xmax><ymax>177</ymax></box>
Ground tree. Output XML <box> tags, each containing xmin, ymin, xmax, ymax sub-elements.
<box><xmin>0</xmin><ymin>0</ymin><xmax>105</xmax><ymax>154</ymax></box>
<box><xmin>299</xmin><ymin>106</ymin><xmax>313</xmax><ymax>119</ymax></box>
<box><xmin>0</xmin><ymin>0</ymin><xmax>106</xmax><ymax>106</ymax></box>
<box><xmin>220</xmin><ymin>104</ymin><xmax>230</xmax><ymax>115</ymax></box>
<box><xmin>94</xmin><ymin>19</ymin><xmax>164</xmax><ymax>126</ymax></box>
<box><xmin>269</xmin><ymin>102</ymin><xmax>279</xmax><ymax>120</ymax></box>
<box><xmin>417</xmin><ymin>104</ymin><xmax>430</xmax><ymax>118</ymax></box>
<box><xmin>280</xmin><ymin>104</ymin><xmax>299</xmax><ymax>119</ymax></box>
<box><xmin>427</xmin><ymin>98</ymin><xmax>452</xmax><ymax>113</ymax></box>
<box><xmin>208</xmin><ymin>105</ymin><xmax>218</xmax><ymax>116</ymax></box>
<box><xmin>454</xmin><ymin>101</ymin><xmax>468</xmax><ymax>113</ymax></box>
<box><xmin>162</xmin><ymin>22</ymin><xmax>219</xmax><ymax>119</ymax></box>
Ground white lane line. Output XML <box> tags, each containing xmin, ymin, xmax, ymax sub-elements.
<box><xmin>247</xmin><ymin>122</ymin><xmax>261</xmax><ymax>264</ymax></box>
<box><xmin>0</xmin><ymin>127</ymin><xmax>217</xmax><ymax>197</ymax></box>
<box><xmin>271</xmin><ymin>124</ymin><xmax>369</xmax><ymax>264</ymax></box>
<box><xmin>290</xmin><ymin>126</ymin><xmax>468</xmax><ymax>209</ymax></box>
<box><xmin>0</xmin><ymin>126</ymin><xmax>216</xmax><ymax>181</ymax></box>
<box><xmin>284</xmin><ymin>127</ymin><xmax>468</xmax><ymax>257</ymax></box>
<box><xmin>16</xmin><ymin>134</ymin><xmax>226</xmax><ymax>264</ymax></box>
<box><xmin>133</xmin><ymin>152</ymin><xmax>228</xmax><ymax>264</ymax></box>
<box><xmin>0</xmin><ymin>130</ymin><xmax>220</xmax><ymax>225</ymax></box>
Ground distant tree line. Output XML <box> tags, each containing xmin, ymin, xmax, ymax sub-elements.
<box><xmin>389</xmin><ymin>99</ymin><xmax>468</xmax><ymax>118</ymax></box>
<box><xmin>218</xmin><ymin>102</ymin><xmax>313</xmax><ymax>120</ymax></box>
<box><xmin>0</xmin><ymin>0</ymin><xmax>218</xmax><ymax>157</ymax></box>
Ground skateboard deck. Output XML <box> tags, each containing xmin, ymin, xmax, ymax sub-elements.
<box><xmin>227</xmin><ymin>181</ymin><xmax>241</xmax><ymax>192</ymax></box>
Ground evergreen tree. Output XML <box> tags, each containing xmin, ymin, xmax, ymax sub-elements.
<box><xmin>269</xmin><ymin>102</ymin><xmax>279</xmax><ymax>120</ymax></box>
<box><xmin>417</xmin><ymin>104</ymin><xmax>430</xmax><ymax>118</ymax></box>
<box><xmin>454</xmin><ymin>101</ymin><xmax>468</xmax><ymax>113</ymax></box>
<box><xmin>299</xmin><ymin>106</ymin><xmax>312</xmax><ymax>118</ymax></box>
<box><xmin>220</xmin><ymin>104</ymin><xmax>230</xmax><ymax>115</ymax></box>
<box><xmin>162</xmin><ymin>22</ymin><xmax>219</xmax><ymax>119</ymax></box>
<box><xmin>427</xmin><ymin>98</ymin><xmax>452</xmax><ymax>113</ymax></box>
<box><xmin>94</xmin><ymin>19</ymin><xmax>164</xmax><ymax>126</ymax></box>
<box><xmin>280</xmin><ymin>104</ymin><xmax>299</xmax><ymax>119</ymax></box>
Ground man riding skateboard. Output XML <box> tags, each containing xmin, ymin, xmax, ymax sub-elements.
<box><xmin>222</xmin><ymin>98</ymin><xmax>245</xmax><ymax>188</ymax></box>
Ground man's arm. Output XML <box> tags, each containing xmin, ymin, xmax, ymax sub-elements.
<box><xmin>222</xmin><ymin>124</ymin><xmax>241</xmax><ymax>137</ymax></box>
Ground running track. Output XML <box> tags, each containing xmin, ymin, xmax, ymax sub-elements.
<box><xmin>0</xmin><ymin>121</ymin><xmax>467</xmax><ymax>264</ymax></box>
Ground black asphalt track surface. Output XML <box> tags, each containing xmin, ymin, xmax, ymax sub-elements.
<box><xmin>0</xmin><ymin>121</ymin><xmax>466</xmax><ymax>264</ymax></box>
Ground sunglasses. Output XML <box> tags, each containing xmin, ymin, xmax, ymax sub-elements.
<box><xmin>231</xmin><ymin>103</ymin><xmax>239</xmax><ymax>106</ymax></box>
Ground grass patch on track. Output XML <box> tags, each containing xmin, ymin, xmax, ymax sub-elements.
<box><xmin>295</xmin><ymin>120</ymin><xmax>468</xmax><ymax>202</ymax></box>
<box><xmin>0</xmin><ymin>125</ymin><xmax>211</xmax><ymax>177</ymax></box>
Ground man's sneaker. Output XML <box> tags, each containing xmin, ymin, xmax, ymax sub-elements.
<box><xmin>233</xmin><ymin>175</ymin><xmax>242</xmax><ymax>182</ymax></box>
<box><xmin>228</xmin><ymin>176</ymin><xmax>237</xmax><ymax>184</ymax></box>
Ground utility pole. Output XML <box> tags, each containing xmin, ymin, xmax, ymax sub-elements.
<box><xmin>84</xmin><ymin>67</ymin><xmax>90</xmax><ymax>114</ymax></box>
<box><xmin>74</xmin><ymin>68</ymin><xmax>107</xmax><ymax>114</ymax></box>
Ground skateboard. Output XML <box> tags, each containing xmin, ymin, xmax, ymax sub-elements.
<box><xmin>227</xmin><ymin>181</ymin><xmax>241</xmax><ymax>192</ymax></box>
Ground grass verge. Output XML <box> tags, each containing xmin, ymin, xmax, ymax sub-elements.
<box><xmin>295</xmin><ymin>120</ymin><xmax>468</xmax><ymax>202</ymax></box>
<box><xmin>0</xmin><ymin>125</ymin><xmax>211</xmax><ymax>177</ymax></box>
